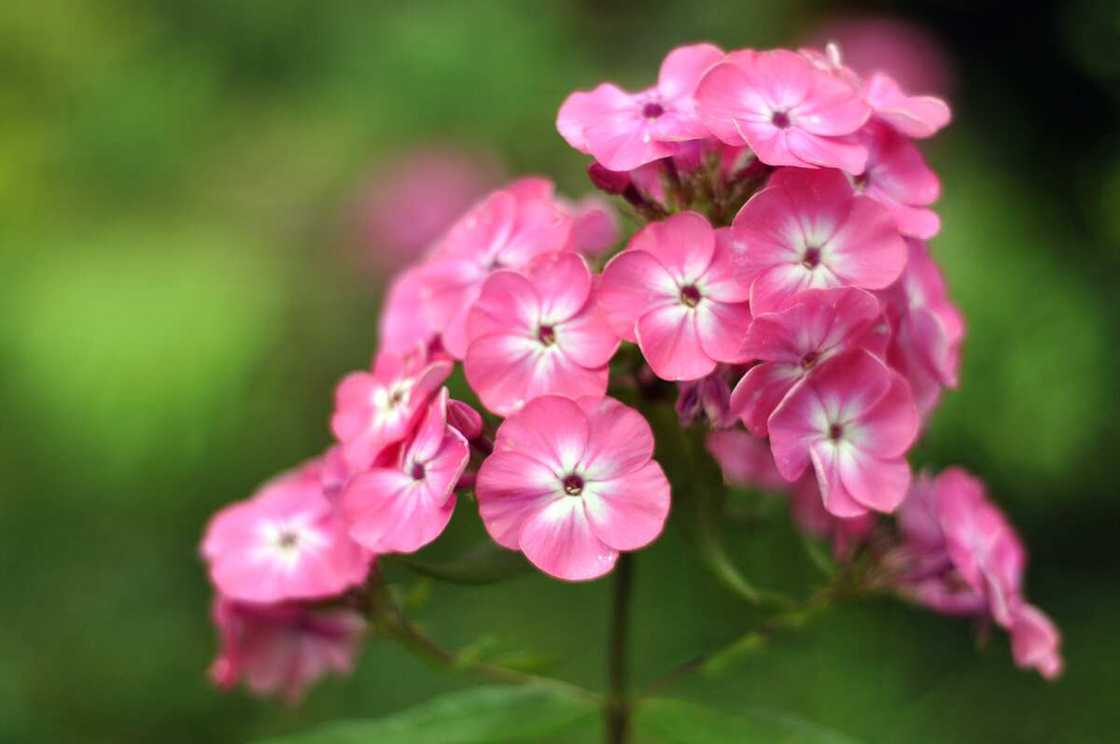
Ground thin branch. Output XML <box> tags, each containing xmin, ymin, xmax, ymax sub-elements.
<box><xmin>606</xmin><ymin>553</ymin><xmax>634</xmax><ymax>744</ymax></box>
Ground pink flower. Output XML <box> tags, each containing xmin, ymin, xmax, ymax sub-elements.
<box><xmin>705</xmin><ymin>428</ymin><xmax>787</xmax><ymax>491</ymax></box>
<box><xmin>465</xmin><ymin>251</ymin><xmax>619</xmax><ymax>415</ymax></box>
<box><xmin>879</xmin><ymin>240</ymin><xmax>964</xmax><ymax>417</ymax></box>
<box><xmin>341</xmin><ymin>389</ymin><xmax>470</xmax><ymax>553</ymax></box>
<box><xmin>768</xmin><ymin>348</ymin><xmax>919</xmax><ymax>517</ymax></box>
<box><xmin>729</xmin><ymin>287</ymin><xmax>887</xmax><ymax>436</ymax></box>
<box><xmin>209</xmin><ymin>596</ymin><xmax>366</xmax><ymax>703</ymax></box>
<box><xmin>475</xmin><ymin>395</ymin><xmax>671</xmax><ymax>581</ymax></box>
<box><xmin>557</xmin><ymin>43</ymin><xmax>725</xmax><ymax>171</ymax></box>
<box><xmin>419</xmin><ymin>182</ymin><xmax>573</xmax><ymax>358</ymax></box>
<box><xmin>789</xmin><ymin>475</ymin><xmax>875</xmax><ymax>561</ymax></box>
<box><xmin>598</xmin><ymin>213</ymin><xmax>751</xmax><ymax>381</ymax></box>
<box><xmin>731</xmin><ymin>167</ymin><xmax>907</xmax><ymax>314</ymax></box>
<box><xmin>696</xmin><ymin>49</ymin><xmax>871</xmax><ymax>174</ymax></box>
<box><xmin>330</xmin><ymin>346</ymin><xmax>452</xmax><ymax>471</ymax></box>
<box><xmin>855</xmin><ymin>120</ymin><xmax>941</xmax><ymax>239</ymax></box>
<box><xmin>201</xmin><ymin>462</ymin><xmax>372</xmax><ymax>604</ymax></box>
<box><xmin>1011</xmin><ymin>604</ymin><xmax>1063</xmax><ymax>680</ymax></box>
<box><xmin>864</xmin><ymin>72</ymin><xmax>951</xmax><ymax>139</ymax></box>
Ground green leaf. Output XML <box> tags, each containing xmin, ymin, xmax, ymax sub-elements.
<box><xmin>638</xmin><ymin>699</ymin><xmax>862</xmax><ymax>744</ymax></box>
<box><xmin>390</xmin><ymin>542</ymin><xmax>535</xmax><ymax>585</ymax></box>
<box><xmin>262</xmin><ymin>685</ymin><xmax>598</xmax><ymax>744</ymax></box>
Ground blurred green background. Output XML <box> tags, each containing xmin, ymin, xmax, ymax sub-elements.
<box><xmin>2</xmin><ymin>0</ymin><xmax>1118</xmax><ymax>741</ymax></box>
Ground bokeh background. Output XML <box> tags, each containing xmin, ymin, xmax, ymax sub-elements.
<box><xmin>3</xmin><ymin>1</ymin><xmax>1118</xmax><ymax>741</ymax></box>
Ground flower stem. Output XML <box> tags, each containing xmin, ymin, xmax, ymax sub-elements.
<box><xmin>606</xmin><ymin>552</ymin><xmax>634</xmax><ymax>744</ymax></box>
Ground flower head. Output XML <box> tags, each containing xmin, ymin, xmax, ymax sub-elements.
<box><xmin>330</xmin><ymin>346</ymin><xmax>452</xmax><ymax>471</ymax></box>
<box><xmin>598</xmin><ymin>212</ymin><xmax>751</xmax><ymax>381</ymax></box>
<box><xmin>465</xmin><ymin>251</ymin><xmax>619</xmax><ymax>415</ymax></box>
<box><xmin>209</xmin><ymin>596</ymin><xmax>366</xmax><ymax>703</ymax></box>
<box><xmin>696</xmin><ymin>49</ymin><xmax>871</xmax><ymax>173</ymax></box>
<box><xmin>476</xmin><ymin>396</ymin><xmax>670</xmax><ymax>581</ymax></box>
<box><xmin>201</xmin><ymin>461</ymin><xmax>371</xmax><ymax>604</ymax></box>
<box><xmin>768</xmin><ymin>348</ymin><xmax>919</xmax><ymax>517</ymax></box>
<box><xmin>730</xmin><ymin>287</ymin><xmax>887</xmax><ymax>436</ymax></box>
<box><xmin>557</xmin><ymin>43</ymin><xmax>725</xmax><ymax>171</ymax></box>
<box><xmin>341</xmin><ymin>389</ymin><xmax>470</xmax><ymax>553</ymax></box>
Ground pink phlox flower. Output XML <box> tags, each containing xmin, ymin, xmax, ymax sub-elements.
<box><xmin>731</xmin><ymin>167</ymin><xmax>907</xmax><ymax>315</ymax></box>
<box><xmin>729</xmin><ymin>286</ymin><xmax>887</xmax><ymax>436</ymax></box>
<box><xmin>330</xmin><ymin>344</ymin><xmax>452</xmax><ymax>471</ymax></box>
<box><xmin>697</xmin><ymin>48</ymin><xmax>871</xmax><ymax>174</ymax></box>
<box><xmin>854</xmin><ymin>120</ymin><xmax>942</xmax><ymax>239</ymax></box>
<box><xmin>465</xmin><ymin>251</ymin><xmax>619</xmax><ymax>415</ymax></box>
<box><xmin>768</xmin><ymin>348</ymin><xmax>919</xmax><ymax>517</ymax></box>
<box><xmin>341</xmin><ymin>388</ymin><xmax>469</xmax><ymax>553</ymax></box>
<box><xmin>557</xmin><ymin>43</ymin><xmax>725</xmax><ymax>171</ymax></box>
<box><xmin>475</xmin><ymin>395</ymin><xmax>671</xmax><ymax>581</ymax></box>
<box><xmin>705</xmin><ymin>428</ymin><xmax>787</xmax><ymax>492</ymax></box>
<box><xmin>209</xmin><ymin>596</ymin><xmax>366</xmax><ymax>703</ymax></box>
<box><xmin>598</xmin><ymin>213</ymin><xmax>751</xmax><ymax>381</ymax></box>
<box><xmin>201</xmin><ymin>461</ymin><xmax>372</xmax><ymax>604</ymax></box>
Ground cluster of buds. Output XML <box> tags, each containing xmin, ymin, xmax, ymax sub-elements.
<box><xmin>199</xmin><ymin>42</ymin><xmax>1060</xmax><ymax>702</ymax></box>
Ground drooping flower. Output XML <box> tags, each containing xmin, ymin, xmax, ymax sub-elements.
<box><xmin>465</xmin><ymin>251</ymin><xmax>619</xmax><ymax>415</ymax></box>
<box><xmin>854</xmin><ymin>120</ymin><xmax>941</xmax><ymax>239</ymax></box>
<box><xmin>475</xmin><ymin>395</ymin><xmax>671</xmax><ymax>581</ymax></box>
<box><xmin>892</xmin><ymin>468</ymin><xmax>1063</xmax><ymax>679</ymax></box>
<box><xmin>696</xmin><ymin>49</ymin><xmax>871</xmax><ymax>174</ymax></box>
<box><xmin>330</xmin><ymin>346</ymin><xmax>451</xmax><ymax>471</ymax></box>
<box><xmin>879</xmin><ymin>239</ymin><xmax>964</xmax><ymax>417</ymax></box>
<box><xmin>201</xmin><ymin>462</ymin><xmax>372</xmax><ymax>604</ymax></box>
<box><xmin>557</xmin><ymin>43</ymin><xmax>725</xmax><ymax>171</ymax></box>
<box><xmin>768</xmin><ymin>348</ymin><xmax>919</xmax><ymax>517</ymax></box>
<box><xmin>598</xmin><ymin>213</ymin><xmax>751</xmax><ymax>381</ymax></box>
<box><xmin>419</xmin><ymin>183</ymin><xmax>573</xmax><ymax>358</ymax></box>
<box><xmin>789</xmin><ymin>475</ymin><xmax>875</xmax><ymax>561</ymax></box>
<box><xmin>731</xmin><ymin>167</ymin><xmax>907</xmax><ymax>314</ymax></box>
<box><xmin>705</xmin><ymin>428</ymin><xmax>787</xmax><ymax>492</ymax></box>
<box><xmin>341</xmin><ymin>389</ymin><xmax>470</xmax><ymax>554</ymax></box>
<box><xmin>209</xmin><ymin>596</ymin><xmax>366</xmax><ymax>703</ymax></box>
<box><xmin>729</xmin><ymin>287</ymin><xmax>886</xmax><ymax>436</ymax></box>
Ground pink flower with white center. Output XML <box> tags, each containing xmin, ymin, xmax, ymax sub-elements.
<box><xmin>598</xmin><ymin>213</ymin><xmax>751</xmax><ymax>381</ymax></box>
<box><xmin>789</xmin><ymin>475</ymin><xmax>875</xmax><ymax>561</ymax></box>
<box><xmin>557</xmin><ymin>43</ymin><xmax>725</xmax><ymax>171</ymax></box>
<box><xmin>330</xmin><ymin>347</ymin><xmax>451</xmax><ymax>471</ymax></box>
<box><xmin>419</xmin><ymin>182</ymin><xmax>573</xmax><ymax>358</ymax></box>
<box><xmin>209</xmin><ymin>596</ymin><xmax>366</xmax><ymax>703</ymax></box>
<box><xmin>475</xmin><ymin>395</ymin><xmax>671</xmax><ymax>581</ymax></box>
<box><xmin>465</xmin><ymin>251</ymin><xmax>619</xmax><ymax>416</ymax></box>
<box><xmin>768</xmin><ymin>348</ymin><xmax>919</xmax><ymax>517</ymax></box>
<box><xmin>880</xmin><ymin>240</ymin><xmax>964</xmax><ymax>417</ymax></box>
<box><xmin>864</xmin><ymin>72</ymin><xmax>951</xmax><ymax>139</ymax></box>
<box><xmin>201</xmin><ymin>463</ymin><xmax>372</xmax><ymax>604</ymax></box>
<box><xmin>341</xmin><ymin>388</ymin><xmax>470</xmax><ymax>554</ymax></box>
<box><xmin>729</xmin><ymin>287</ymin><xmax>887</xmax><ymax>436</ymax></box>
<box><xmin>705</xmin><ymin>428</ymin><xmax>787</xmax><ymax>492</ymax></box>
<box><xmin>696</xmin><ymin>49</ymin><xmax>871</xmax><ymax>174</ymax></box>
<box><xmin>854</xmin><ymin>120</ymin><xmax>941</xmax><ymax>239</ymax></box>
<box><xmin>731</xmin><ymin>167</ymin><xmax>907</xmax><ymax>315</ymax></box>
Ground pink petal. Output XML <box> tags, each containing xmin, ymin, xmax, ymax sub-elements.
<box><xmin>632</xmin><ymin>211</ymin><xmax>715</xmax><ymax>285</ymax></box>
<box><xmin>526</xmin><ymin>251</ymin><xmax>593</xmax><ymax>322</ymax></box>
<box><xmin>700</xmin><ymin>228</ymin><xmax>752</xmax><ymax>303</ymax></box>
<box><xmin>556</xmin><ymin>306</ymin><xmax>620</xmax><ymax>368</ymax></box>
<box><xmin>598</xmin><ymin>249</ymin><xmax>677</xmax><ymax>341</ymax></box>
<box><xmin>748</xmin><ymin>263</ymin><xmax>819</xmax><ymax>316</ymax></box>
<box><xmin>476</xmin><ymin>450</ymin><xmax>562</xmax><ymax>549</ymax></box>
<box><xmin>466</xmin><ymin>334</ymin><xmax>606</xmax><ymax>416</ymax></box>
<box><xmin>857</xmin><ymin>371</ymin><xmax>920</xmax><ymax>458</ymax></box>
<box><xmin>808</xmin><ymin>442</ymin><xmax>870</xmax><ymax>518</ymax></box>
<box><xmin>836</xmin><ymin>449</ymin><xmax>911</xmax><ymax>513</ymax></box>
<box><xmin>696</xmin><ymin>299</ymin><xmax>752</xmax><ymax>364</ymax></box>
<box><xmin>584</xmin><ymin>461</ymin><xmax>670</xmax><ymax>551</ymax></box>
<box><xmin>794</xmin><ymin>70</ymin><xmax>871</xmax><ymax>137</ymax></box>
<box><xmin>468</xmin><ymin>270</ymin><xmax>541</xmax><ymax>342</ymax></box>
<box><xmin>705</xmin><ymin>429</ymin><xmax>787</xmax><ymax>490</ymax></box>
<box><xmin>866</xmin><ymin>73</ymin><xmax>951</xmax><ymax>139</ymax></box>
<box><xmin>343</xmin><ymin>470</ymin><xmax>455</xmax><ymax>553</ymax></box>
<box><xmin>825</xmin><ymin>196</ymin><xmax>907</xmax><ymax>289</ymax></box>
<box><xmin>695</xmin><ymin>61</ymin><xmax>755</xmax><ymax>146</ymax></box>
<box><xmin>493</xmin><ymin>395</ymin><xmax>590</xmax><ymax>472</ymax></box>
<box><xmin>1010</xmin><ymin>604</ymin><xmax>1063</xmax><ymax>680</ymax></box>
<box><xmin>557</xmin><ymin>83</ymin><xmax>634</xmax><ymax>154</ymax></box>
<box><xmin>785</xmin><ymin>129</ymin><xmax>868</xmax><ymax>174</ymax></box>
<box><xmin>379</xmin><ymin>268</ymin><xmax>435</xmax><ymax>354</ymax></box>
<box><xmin>519</xmin><ymin>498</ymin><xmax>619</xmax><ymax>581</ymax></box>
<box><xmin>576</xmin><ymin>396</ymin><xmax>656</xmax><ymax>480</ymax></box>
<box><xmin>729</xmin><ymin>361</ymin><xmax>803</xmax><ymax>436</ymax></box>
<box><xmin>767</xmin><ymin>378</ymin><xmax>826</xmax><ymax>482</ymax></box>
<box><xmin>636</xmin><ymin>303</ymin><xmax>716</xmax><ymax>381</ymax></box>
<box><xmin>657</xmin><ymin>43</ymin><xmax>725</xmax><ymax>100</ymax></box>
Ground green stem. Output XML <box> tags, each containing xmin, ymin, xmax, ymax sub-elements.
<box><xmin>606</xmin><ymin>553</ymin><xmax>634</xmax><ymax>744</ymax></box>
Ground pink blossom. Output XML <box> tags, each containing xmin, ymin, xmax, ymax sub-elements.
<box><xmin>705</xmin><ymin>428</ymin><xmax>787</xmax><ymax>492</ymax></box>
<box><xmin>789</xmin><ymin>475</ymin><xmax>875</xmax><ymax>561</ymax></box>
<box><xmin>557</xmin><ymin>43</ymin><xmax>725</xmax><ymax>171</ymax></box>
<box><xmin>731</xmin><ymin>167</ymin><xmax>907</xmax><ymax>314</ymax></box>
<box><xmin>696</xmin><ymin>49</ymin><xmax>871</xmax><ymax>174</ymax></box>
<box><xmin>201</xmin><ymin>462</ymin><xmax>371</xmax><ymax>604</ymax></box>
<box><xmin>209</xmin><ymin>596</ymin><xmax>366</xmax><ymax>703</ymax></box>
<box><xmin>475</xmin><ymin>395</ymin><xmax>671</xmax><ymax>581</ymax></box>
<box><xmin>864</xmin><ymin>72</ymin><xmax>951</xmax><ymax>139</ymax></box>
<box><xmin>855</xmin><ymin>120</ymin><xmax>941</xmax><ymax>239</ymax></box>
<box><xmin>341</xmin><ymin>389</ymin><xmax>469</xmax><ymax>553</ymax></box>
<box><xmin>419</xmin><ymin>182</ymin><xmax>573</xmax><ymax>358</ymax></box>
<box><xmin>598</xmin><ymin>213</ymin><xmax>751</xmax><ymax>381</ymax></box>
<box><xmin>465</xmin><ymin>252</ymin><xmax>618</xmax><ymax>415</ymax></box>
<box><xmin>879</xmin><ymin>240</ymin><xmax>964</xmax><ymax>417</ymax></box>
<box><xmin>729</xmin><ymin>287</ymin><xmax>887</xmax><ymax>436</ymax></box>
<box><xmin>768</xmin><ymin>348</ymin><xmax>919</xmax><ymax>517</ymax></box>
<box><xmin>330</xmin><ymin>346</ymin><xmax>452</xmax><ymax>471</ymax></box>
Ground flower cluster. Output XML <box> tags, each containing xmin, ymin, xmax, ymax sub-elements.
<box><xmin>199</xmin><ymin>41</ymin><xmax>1060</xmax><ymax>702</ymax></box>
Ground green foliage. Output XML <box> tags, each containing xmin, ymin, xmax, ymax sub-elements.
<box><xmin>637</xmin><ymin>699</ymin><xmax>861</xmax><ymax>743</ymax></box>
